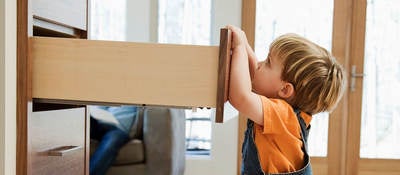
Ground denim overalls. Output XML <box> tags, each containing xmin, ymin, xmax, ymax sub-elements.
<box><xmin>241</xmin><ymin>109</ymin><xmax>312</xmax><ymax>175</ymax></box>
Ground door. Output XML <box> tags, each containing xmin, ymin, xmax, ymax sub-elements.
<box><xmin>347</xmin><ymin>0</ymin><xmax>400</xmax><ymax>174</ymax></box>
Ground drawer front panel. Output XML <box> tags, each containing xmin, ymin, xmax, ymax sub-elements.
<box><xmin>32</xmin><ymin>0</ymin><xmax>87</xmax><ymax>30</ymax></box>
<box><xmin>30</xmin><ymin>107</ymin><xmax>86</xmax><ymax>175</ymax></box>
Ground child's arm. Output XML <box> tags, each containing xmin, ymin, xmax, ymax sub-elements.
<box><xmin>227</xmin><ymin>25</ymin><xmax>264</xmax><ymax>125</ymax></box>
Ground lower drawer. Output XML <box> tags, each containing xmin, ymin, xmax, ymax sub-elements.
<box><xmin>29</xmin><ymin>107</ymin><xmax>87</xmax><ymax>175</ymax></box>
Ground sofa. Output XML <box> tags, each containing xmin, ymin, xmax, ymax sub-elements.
<box><xmin>90</xmin><ymin>106</ymin><xmax>186</xmax><ymax>175</ymax></box>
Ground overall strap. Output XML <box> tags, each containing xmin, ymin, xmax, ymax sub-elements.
<box><xmin>293</xmin><ymin>108</ymin><xmax>310</xmax><ymax>155</ymax></box>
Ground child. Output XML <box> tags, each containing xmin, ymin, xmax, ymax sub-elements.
<box><xmin>227</xmin><ymin>25</ymin><xmax>346</xmax><ymax>175</ymax></box>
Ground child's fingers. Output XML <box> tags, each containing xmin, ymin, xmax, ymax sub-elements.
<box><xmin>226</xmin><ymin>24</ymin><xmax>236</xmax><ymax>30</ymax></box>
<box><xmin>227</xmin><ymin>24</ymin><xmax>249</xmax><ymax>49</ymax></box>
<box><xmin>226</xmin><ymin>25</ymin><xmax>242</xmax><ymax>40</ymax></box>
<box><xmin>226</xmin><ymin>25</ymin><xmax>242</xmax><ymax>34</ymax></box>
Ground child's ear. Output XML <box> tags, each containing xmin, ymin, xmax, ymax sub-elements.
<box><xmin>278</xmin><ymin>82</ymin><xmax>294</xmax><ymax>99</ymax></box>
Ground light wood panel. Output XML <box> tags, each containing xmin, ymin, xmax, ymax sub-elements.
<box><xmin>359</xmin><ymin>159</ymin><xmax>400</xmax><ymax>175</ymax></box>
<box><xmin>329</xmin><ymin>0</ymin><xmax>353</xmax><ymax>174</ymax></box>
<box><xmin>346</xmin><ymin>0</ymin><xmax>367</xmax><ymax>174</ymax></box>
<box><xmin>30</xmin><ymin>37</ymin><xmax>220</xmax><ymax>108</ymax></box>
<box><xmin>17</xmin><ymin>0</ymin><xmax>29</xmax><ymax>174</ymax></box>
<box><xmin>310</xmin><ymin>157</ymin><xmax>328</xmax><ymax>175</ymax></box>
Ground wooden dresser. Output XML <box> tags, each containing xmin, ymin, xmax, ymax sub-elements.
<box><xmin>17</xmin><ymin>0</ymin><xmax>232</xmax><ymax>175</ymax></box>
<box><xmin>19</xmin><ymin>0</ymin><xmax>90</xmax><ymax>174</ymax></box>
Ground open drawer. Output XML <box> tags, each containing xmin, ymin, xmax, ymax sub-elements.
<box><xmin>29</xmin><ymin>29</ymin><xmax>233</xmax><ymax>122</ymax></box>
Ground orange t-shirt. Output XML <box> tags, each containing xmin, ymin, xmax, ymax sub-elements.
<box><xmin>254</xmin><ymin>96</ymin><xmax>312</xmax><ymax>173</ymax></box>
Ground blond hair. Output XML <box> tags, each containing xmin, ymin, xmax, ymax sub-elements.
<box><xmin>269</xmin><ymin>34</ymin><xmax>346</xmax><ymax>115</ymax></box>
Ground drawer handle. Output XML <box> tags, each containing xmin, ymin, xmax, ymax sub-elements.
<box><xmin>46</xmin><ymin>145</ymin><xmax>82</xmax><ymax>156</ymax></box>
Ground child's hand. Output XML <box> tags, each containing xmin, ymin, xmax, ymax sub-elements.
<box><xmin>226</xmin><ymin>25</ymin><xmax>248</xmax><ymax>49</ymax></box>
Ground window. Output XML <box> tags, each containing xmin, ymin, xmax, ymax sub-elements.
<box><xmin>158</xmin><ymin>0</ymin><xmax>213</xmax><ymax>156</ymax></box>
<box><xmin>360</xmin><ymin>0</ymin><xmax>400</xmax><ymax>159</ymax></box>
<box><xmin>158</xmin><ymin>0</ymin><xmax>211</xmax><ymax>45</ymax></box>
<box><xmin>90</xmin><ymin>0</ymin><xmax>126</xmax><ymax>41</ymax></box>
<box><xmin>185</xmin><ymin>108</ymin><xmax>212</xmax><ymax>155</ymax></box>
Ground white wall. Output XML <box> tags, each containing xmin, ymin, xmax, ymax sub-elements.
<box><xmin>0</xmin><ymin>0</ymin><xmax>17</xmax><ymax>174</ymax></box>
<box><xmin>210</xmin><ymin>0</ymin><xmax>242</xmax><ymax>46</ymax></box>
<box><xmin>0</xmin><ymin>0</ymin><xmax>4</xmax><ymax>172</ymax></box>
<box><xmin>125</xmin><ymin>0</ymin><xmax>157</xmax><ymax>42</ymax></box>
<box><xmin>184</xmin><ymin>1</ymin><xmax>241</xmax><ymax>174</ymax></box>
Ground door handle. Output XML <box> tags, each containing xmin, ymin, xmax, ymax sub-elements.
<box><xmin>350</xmin><ymin>65</ymin><xmax>366</xmax><ymax>92</ymax></box>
